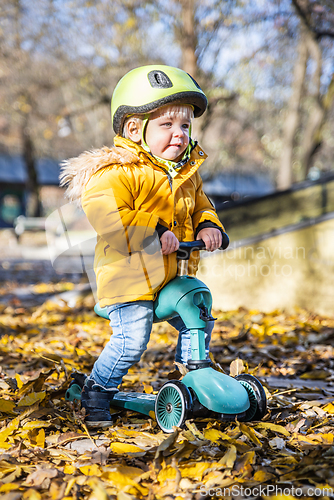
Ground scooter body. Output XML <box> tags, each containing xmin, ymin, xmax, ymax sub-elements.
<box><xmin>67</xmin><ymin>239</ymin><xmax>267</xmax><ymax>431</ymax></box>
<box><xmin>153</xmin><ymin>273</ymin><xmax>251</xmax><ymax>416</ymax></box>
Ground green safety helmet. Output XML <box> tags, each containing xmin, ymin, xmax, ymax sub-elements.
<box><xmin>111</xmin><ymin>65</ymin><xmax>208</xmax><ymax>135</ymax></box>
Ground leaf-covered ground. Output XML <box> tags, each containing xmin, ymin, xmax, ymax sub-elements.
<box><xmin>0</xmin><ymin>263</ymin><xmax>334</xmax><ymax>499</ymax></box>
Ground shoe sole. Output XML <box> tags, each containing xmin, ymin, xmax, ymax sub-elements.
<box><xmin>85</xmin><ymin>420</ymin><xmax>115</xmax><ymax>429</ymax></box>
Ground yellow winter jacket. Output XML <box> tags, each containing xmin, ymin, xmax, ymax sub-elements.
<box><xmin>61</xmin><ymin>136</ymin><xmax>225</xmax><ymax>307</ymax></box>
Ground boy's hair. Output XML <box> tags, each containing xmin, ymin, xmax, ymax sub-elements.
<box><xmin>122</xmin><ymin>104</ymin><xmax>194</xmax><ymax>139</ymax></box>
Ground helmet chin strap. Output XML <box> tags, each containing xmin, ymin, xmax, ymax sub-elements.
<box><xmin>141</xmin><ymin>118</ymin><xmax>196</xmax><ymax>178</ymax></box>
<box><xmin>141</xmin><ymin>117</ymin><xmax>151</xmax><ymax>154</ymax></box>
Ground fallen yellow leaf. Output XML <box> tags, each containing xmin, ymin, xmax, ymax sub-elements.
<box><xmin>0</xmin><ymin>399</ymin><xmax>15</xmax><ymax>414</ymax></box>
<box><xmin>79</xmin><ymin>464</ymin><xmax>102</xmax><ymax>476</ymax></box>
<box><xmin>101</xmin><ymin>466</ymin><xmax>148</xmax><ymax>496</ymax></box>
<box><xmin>255</xmin><ymin>422</ymin><xmax>290</xmax><ymax>437</ymax></box>
<box><xmin>109</xmin><ymin>442</ymin><xmax>146</xmax><ymax>454</ymax></box>
<box><xmin>239</xmin><ymin>423</ymin><xmax>262</xmax><ymax>446</ymax></box>
<box><xmin>63</xmin><ymin>464</ymin><xmax>76</xmax><ymax>475</ymax></box>
<box><xmin>158</xmin><ymin>462</ymin><xmax>222</xmax><ymax>484</ymax></box>
<box><xmin>323</xmin><ymin>402</ymin><xmax>334</xmax><ymax>414</ymax></box>
<box><xmin>219</xmin><ymin>445</ymin><xmax>237</xmax><ymax>468</ymax></box>
<box><xmin>204</xmin><ymin>428</ymin><xmax>233</xmax><ymax>443</ymax></box>
<box><xmin>253</xmin><ymin>469</ymin><xmax>276</xmax><ymax>482</ymax></box>
<box><xmin>84</xmin><ymin>479</ymin><xmax>109</xmax><ymax>500</ymax></box>
<box><xmin>0</xmin><ymin>416</ymin><xmax>20</xmax><ymax>443</ymax></box>
<box><xmin>15</xmin><ymin>374</ymin><xmax>24</xmax><ymax>390</ymax></box>
<box><xmin>235</xmin><ymin>450</ymin><xmax>256</xmax><ymax>475</ymax></box>
<box><xmin>143</xmin><ymin>382</ymin><xmax>153</xmax><ymax>394</ymax></box>
<box><xmin>22</xmin><ymin>420</ymin><xmax>52</xmax><ymax>430</ymax></box>
<box><xmin>306</xmin><ymin>432</ymin><xmax>334</xmax><ymax>444</ymax></box>
<box><xmin>17</xmin><ymin>391</ymin><xmax>46</xmax><ymax>407</ymax></box>
<box><xmin>22</xmin><ymin>488</ymin><xmax>42</xmax><ymax>500</ymax></box>
<box><xmin>35</xmin><ymin>428</ymin><xmax>45</xmax><ymax>448</ymax></box>
<box><xmin>64</xmin><ymin>477</ymin><xmax>78</xmax><ymax>496</ymax></box>
<box><xmin>0</xmin><ymin>483</ymin><xmax>20</xmax><ymax>493</ymax></box>
<box><xmin>300</xmin><ymin>370</ymin><xmax>329</xmax><ymax>380</ymax></box>
<box><xmin>266</xmin><ymin>325</ymin><xmax>289</xmax><ymax>335</ymax></box>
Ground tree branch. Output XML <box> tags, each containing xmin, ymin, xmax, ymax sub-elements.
<box><xmin>292</xmin><ymin>0</ymin><xmax>334</xmax><ymax>39</ymax></box>
<box><xmin>315</xmin><ymin>30</ymin><xmax>334</xmax><ymax>39</ymax></box>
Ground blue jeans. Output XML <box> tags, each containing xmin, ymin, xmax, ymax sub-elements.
<box><xmin>90</xmin><ymin>300</ymin><xmax>213</xmax><ymax>389</ymax></box>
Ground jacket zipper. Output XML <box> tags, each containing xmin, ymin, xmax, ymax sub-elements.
<box><xmin>147</xmin><ymin>157</ymin><xmax>174</xmax><ymax>229</ymax></box>
<box><xmin>147</xmin><ymin>154</ymin><xmax>173</xmax><ymax>191</ymax></box>
<box><xmin>145</xmin><ymin>158</ymin><xmax>176</xmax><ymax>295</ymax></box>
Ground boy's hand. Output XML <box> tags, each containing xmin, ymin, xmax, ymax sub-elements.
<box><xmin>196</xmin><ymin>227</ymin><xmax>222</xmax><ymax>252</ymax></box>
<box><xmin>160</xmin><ymin>231</ymin><xmax>179</xmax><ymax>255</ymax></box>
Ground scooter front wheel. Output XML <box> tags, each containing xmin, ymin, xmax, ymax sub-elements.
<box><xmin>235</xmin><ymin>374</ymin><xmax>267</xmax><ymax>421</ymax></box>
<box><xmin>155</xmin><ymin>380</ymin><xmax>192</xmax><ymax>433</ymax></box>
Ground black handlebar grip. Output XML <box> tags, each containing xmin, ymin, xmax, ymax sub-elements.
<box><xmin>143</xmin><ymin>233</ymin><xmax>229</xmax><ymax>258</ymax></box>
<box><xmin>177</xmin><ymin>240</ymin><xmax>206</xmax><ymax>260</ymax></box>
<box><xmin>221</xmin><ymin>232</ymin><xmax>229</xmax><ymax>250</ymax></box>
<box><xmin>177</xmin><ymin>233</ymin><xmax>229</xmax><ymax>260</ymax></box>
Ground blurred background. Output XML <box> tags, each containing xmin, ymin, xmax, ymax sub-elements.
<box><xmin>0</xmin><ymin>0</ymin><xmax>333</xmax><ymax>314</ymax></box>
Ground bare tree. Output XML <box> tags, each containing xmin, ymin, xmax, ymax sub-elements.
<box><xmin>277</xmin><ymin>31</ymin><xmax>308</xmax><ymax>190</ymax></box>
<box><xmin>277</xmin><ymin>0</ymin><xmax>334</xmax><ymax>189</ymax></box>
<box><xmin>1</xmin><ymin>0</ymin><xmax>334</xmax><ymax>196</ymax></box>
<box><xmin>179</xmin><ymin>0</ymin><xmax>198</xmax><ymax>78</ymax></box>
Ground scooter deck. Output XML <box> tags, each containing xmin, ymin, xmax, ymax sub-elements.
<box><xmin>111</xmin><ymin>391</ymin><xmax>156</xmax><ymax>417</ymax></box>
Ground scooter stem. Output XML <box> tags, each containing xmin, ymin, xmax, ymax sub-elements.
<box><xmin>190</xmin><ymin>328</ymin><xmax>206</xmax><ymax>360</ymax></box>
<box><xmin>178</xmin><ymin>260</ymin><xmax>188</xmax><ymax>276</ymax></box>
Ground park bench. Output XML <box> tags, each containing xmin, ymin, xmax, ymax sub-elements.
<box><xmin>14</xmin><ymin>215</ymin><xmax>48</xmax><ymax>239</ymax></box>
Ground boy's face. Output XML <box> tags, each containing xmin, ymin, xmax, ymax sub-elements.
<box><xmin>144</xmin><ymin>106</ymin><xmax>191</xmax><ymax>162</ymax></box>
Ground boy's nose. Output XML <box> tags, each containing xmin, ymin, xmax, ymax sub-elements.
<box><xmin>173</xmin><ymin>127</ymin><xmax>184</xmax><ymax>137</ymax></box>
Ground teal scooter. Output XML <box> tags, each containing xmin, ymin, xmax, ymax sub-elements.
<box><xmin>66</xmin><ymin>237</ymin><xmax>267</xmax><ymax>432</ymax></box>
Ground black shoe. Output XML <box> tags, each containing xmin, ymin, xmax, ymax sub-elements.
<box><xmin>81</xmin><ymin>379</ymin><xmax>118</xmax><ymax>428</ymax></box>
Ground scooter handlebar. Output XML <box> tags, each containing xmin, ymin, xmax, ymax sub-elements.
<box><xmin>177</xmin><ymin>232</ymin><xmax>229</xmax><ymax>260</ymax></box>
<box><xmin>143</xmin><ymin>232</ymin><xmax>229</xmax><ymax>257</ymax></box>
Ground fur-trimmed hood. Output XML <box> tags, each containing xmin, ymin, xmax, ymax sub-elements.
<box><xmin>62</xmin><ymin>136</ymin><xmax>224</xmax><ymax>307</ymax></box>
<box><xmin>60</xmin><ymin>145</ymin><xmax>139</xmax><ymax>206</ymax></box>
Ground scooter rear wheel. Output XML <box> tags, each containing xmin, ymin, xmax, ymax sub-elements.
<box><xmin>155</xmin><ymin>380</ymin><xmax>192</xmax><ymax>433</ymax></box>
<box><xmin>235</xmin><ymin>374</ymin><xmax>267</xmax><ymax>421</ymax></box>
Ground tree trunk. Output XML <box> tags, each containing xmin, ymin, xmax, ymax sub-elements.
<box><xmin>277</xmin><ymin>31</ymin><xmax>308</xmax><ymax>190</ymax></box>
<box><xmin>22</xmin><ymin>120</ymin><xmax>42</xmax><ymax>217</ymax></box>
<box><xmin>296</xmin><ymin>31</ymin><xmax>323</xmax><ymax>180</ymax></box>
<box><xmin>303</xmin><ymin>74</ymin><xmax>334</xmax><ymax>177</ymax></box>
<box><xmin>180</xmin><ymin>0</ymin><xmax>198</xmax><ymax>78</ymax></box>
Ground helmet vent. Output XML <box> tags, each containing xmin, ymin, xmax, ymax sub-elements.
<box><xmin>148</xmin><ymin>70</ymin><xmax>173</xmax><ymax>89</ymax></box>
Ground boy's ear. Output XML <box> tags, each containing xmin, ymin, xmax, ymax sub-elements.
<box><xmin>126</xmin><ymin>120</ymin><xmax>142</xmax><ymax>143</ymax></box>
